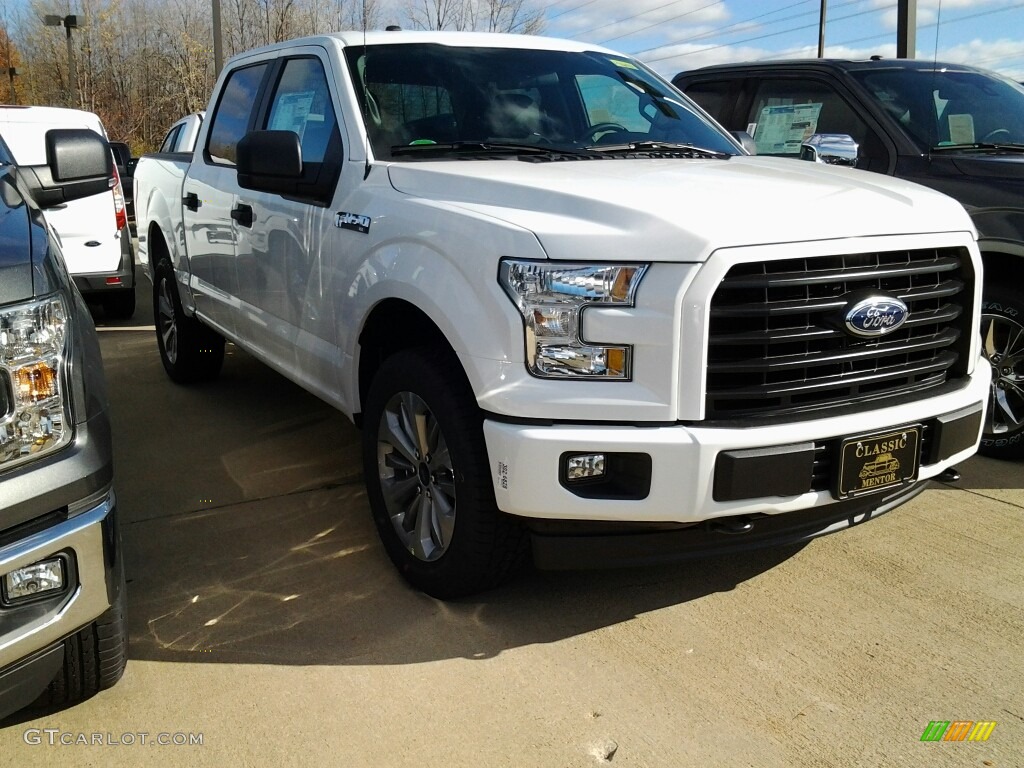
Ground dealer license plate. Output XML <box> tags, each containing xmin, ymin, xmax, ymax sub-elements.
<box><xmin>835</xmin><ymin>425</ymin><xmax>921</xmax><ymax>499</ymax></box>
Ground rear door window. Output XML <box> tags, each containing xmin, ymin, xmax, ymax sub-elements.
<box><xmin>206</xmin><ymin>64</ymin><xmax>268</xmax><ymax>165</ymax></box>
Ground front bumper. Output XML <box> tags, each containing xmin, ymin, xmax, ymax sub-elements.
<box><xmin>484</xmin><ymin>361</ymin><xmax>989</xmax><ymax>524</ymax></box>
<box><xmin>0</xmin><ymin>491</ymin><xmax>120</xmax><ymax>717</ymax></box>
<box><xmin>531</xmin><ymin>479</ymin><xmax>928</xmax><ymax>570</ymax></box>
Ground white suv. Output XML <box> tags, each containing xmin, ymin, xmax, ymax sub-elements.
<box><xmin>0</xmin><ymin>106</ymin><xmax>135</xmax><ymax>318</ymax></box>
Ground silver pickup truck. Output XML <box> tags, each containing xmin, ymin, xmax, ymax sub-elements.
<box><xmin>1</xmin><ymin>129</ymin><xmax>127</xmax><ymax>719</ymax></box>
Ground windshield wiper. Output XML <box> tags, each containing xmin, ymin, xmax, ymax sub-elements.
<box><xmin>586</xmin><ymin>141</ymin><xmax>732</xmax><ymax>158</ymax></box>
<box><xmin>931</xmin><ymin>142</ymin><xmax>1024</xmax><ymax>153</ymax></box>
<box><xmin>390</xmin><ymin>142</ymin><xmax>596</xmax><ymax>158</ymax></box>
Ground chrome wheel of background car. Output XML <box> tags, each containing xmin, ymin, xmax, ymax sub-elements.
<box><xmin>157</xmin><ymin>278</ymin><xmax>178</xmax><ymax>365</ymax></box>
<box><xmin>376</xmin><ymin>391</ymin><xmax>456</xmax><ymax>562</ymax></box>
<box><xmin>981</xmin><ymin>311</ymin><xmax>1024</xmax><ymax>440</ymax></box>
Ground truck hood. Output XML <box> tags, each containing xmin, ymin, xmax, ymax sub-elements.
<box><xmin>387</xmin><ymin>155</ymin><xmax>974</xmax><ymax>262</ymax></box>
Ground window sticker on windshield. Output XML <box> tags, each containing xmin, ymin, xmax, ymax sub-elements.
<box><xmin>608</xmin><ymin>58</ymin><xmax>639</xmax><ymax>70</ymax></box>
<box><xmin>948</xmin><ymin>113</ymin><xmax>975</xmax><ymax>144</ymax></box>
<box><xmin>754</xmin><ymin>103</ymin><xmax>823</xmax><ymax>154</ymax></box>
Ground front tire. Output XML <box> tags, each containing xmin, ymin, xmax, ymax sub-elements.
<box><xmin>979</xmin><ymin>285</ymin><xmax>1024</xmax><ymax>460</ymax></box>
<box><xmin>32</xmin><ymin>579</ymin><xmax>128</xmax><ymax>710</ymax></box>
<box><xmin>362</xmin><ymin>348</ymin><xmax>528</xmax><ymax>598</ymax></box>
<box><xmin>154</xmin><ymin>261</ymin><xmax>225</xmax><ymax>384</ymax></box>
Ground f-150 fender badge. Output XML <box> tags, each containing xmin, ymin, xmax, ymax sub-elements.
<box><xmin>335</xmin><ymin>211</ymin><xmax>371</xmax><ymax>234</ymax></box>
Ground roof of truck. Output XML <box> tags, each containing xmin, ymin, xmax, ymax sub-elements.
<box><xmin>676</xmin><ymin>58</ymin><xmax>997</xmax><ymax>77</ymax></box>
<box><xmin>228</xmin><ymin>30</ymin><xmax>621</xmax><ymax>63</ymax></box>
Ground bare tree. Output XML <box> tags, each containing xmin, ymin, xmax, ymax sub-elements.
<box><xmin>479</xmin><ymin>0</ymin><xmax>543</xmax><ymax>34</ymax></box>
<box><xmin>404</xmin><ymin>0</ymin><xmax>471</xmax><ymax>31</ymax></box>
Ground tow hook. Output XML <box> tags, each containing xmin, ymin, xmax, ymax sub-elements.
<box><xmin>710</xmin><ymin>517</ymin><xmax>755</xmax><ymax>535</ymax></box>
<box><xmin>937</xmin><ymin>466</ymin><xmax>961</xmax><ymax>483</ymax></box>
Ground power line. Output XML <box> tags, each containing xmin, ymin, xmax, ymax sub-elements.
<box><xmin>924</xmin><ymin>1</ymin><xmax>1024</xmax><ymax>33</ymax></box>
<box><xmin>628</xmin><ymin>0</ymin><xmax>866</xmax><ymax>57</ymax></box>
<box><xmin>600</xmin><ymin>1</ymin><xmax>727</xmax><ymax>46</ymax></box>
<box><xmin>643</xmin><ymin>3</ymin><xmax>886</xmax><ymax>64</ymax></box>
<box><xmin>547</xmin><ymin>0</ymin><xmax>604</xmax><ymax>23</ymax></box>
<box><xmin>570</xmin><ymin>0</ymin><xmax>685</xmax><ymax>40</ymax></box>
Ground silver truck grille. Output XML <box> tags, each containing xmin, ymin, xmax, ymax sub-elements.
<box><xmin>705</xmin><ymin>247</ymin><xmax>973</xmax><ymax>419</ymax></box>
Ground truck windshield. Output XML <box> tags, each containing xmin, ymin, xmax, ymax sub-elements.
<box><xmin>850</xmin><ymin>67</ymin><xmax>1024</xmax><ymax>150</ymax></box>
<box><xmin>344</xmin><ymin>43</ymin><xmax>738</xmax><ymax>160</ymax></box>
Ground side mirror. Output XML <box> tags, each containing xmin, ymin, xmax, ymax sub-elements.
<box><xmin>800</xmin><ymin>133</ymin><xmax>859</xmax><ymax>168</ymax></box>
<box><xmin>730</xmin><ymin>130</ymin><xmax>757</xmax><ymax>155</ymax></box>
<box><xmin>21</xmin><ymin>129</ymin><xmax>114</xmax><ymax>208</ymax></box>
<box><xmin>237</xmin><ymin>130</ymin><xmax>303</xmax><ymax>195</ymax></box>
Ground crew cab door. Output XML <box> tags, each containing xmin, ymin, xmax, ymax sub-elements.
<box><xmin>183</xmin><ymin>62</ymin><xmax>270</xmax><ymax>335</ymax></box>
<box><xmin>231</xmin><ymin>49</ymin><xmax>345</xmax><ymax>385</ymax></box>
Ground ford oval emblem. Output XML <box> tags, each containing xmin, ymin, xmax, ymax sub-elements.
<box><xmin>844</xmin><ymin>295</ymin><xmax>909</xmax><ymax>337</ymax></box>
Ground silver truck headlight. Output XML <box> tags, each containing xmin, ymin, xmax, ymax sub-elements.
<box><xmin>499</xmin><ymin>260</ymin><xmax>647</xmax><ymax>379</ymax></box>
<box><xmin>0</xmin><ymin>294</ymin><xmax>71</xmax><ymax>469</ymax></box>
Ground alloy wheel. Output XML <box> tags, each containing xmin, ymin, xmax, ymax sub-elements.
<box><xmin>981</xmin><ymin>311</ymin><xmax>1024</xmax><ymax>438</ymax></box>
<box><xmin>376</xmin><ymin>391</ymin><xmax>456</xmax><ymax>562</ymax></box>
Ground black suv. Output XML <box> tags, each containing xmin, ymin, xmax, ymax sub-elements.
<box><xmin>0</xmin><ymin>129</ymin><xmax>127</xmax><ymax>718</ymax></box>
<box><xmin>674</xmin><ymin>59</ymin><xmax>1024</xmax><ymax>459</ymax></box>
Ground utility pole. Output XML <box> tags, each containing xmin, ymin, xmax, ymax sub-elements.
<box><xmin>212</xmin><ymin>0</ymin><xmax>223</xmax><ymax>75</ymax></box>
<box><xmin>897</xmin><ymin>0</ymin><xmax>916</xmax><ymax>59</ymax></box>
<box><xmin>817</xmin><ymin>0</ymin><xmax>827</xmax><ymax>58</ymax></box>
<box><xmin>43</xmin><ymin>14</ymin><xmax>79</xmax><ymax>108</ymax></box>
<box><xmin>5</xmin><ymin>32</ymin><xmax>15</xmax><ymax>104</ymax></box>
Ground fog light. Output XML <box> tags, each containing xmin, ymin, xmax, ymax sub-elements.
<box><xmin>2</xmin><ymin>558</ymin><xmax>66</xmax><ymax>604</ymax></box>
<box><xmin>566</xmin><ymin>453</ymin><xmax>606</xmax><ymax>481</ymax></box>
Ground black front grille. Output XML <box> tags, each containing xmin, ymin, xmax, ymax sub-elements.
<box><xmin>705</xmin><ymin>247</ymin><xmax>974</xmax><ymax>419</ymax></box>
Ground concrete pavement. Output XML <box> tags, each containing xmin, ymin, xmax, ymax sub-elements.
<box><xmin>2</xmin><ymin>282</ymin><xmax>1022</xmax><ymax>767</ymax></box>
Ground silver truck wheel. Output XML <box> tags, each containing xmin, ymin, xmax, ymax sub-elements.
<box><xmin>377</xmin><ymin>391</ymin><xmax>457</xmax><ymax>562</ymax></box>
<box><xmin>153</xmin><ymin>261</ymin><xmax>225</xmax><ymax>384</ymax></box>
<box><xmin>157</xmin><ymin>277</ymin><xmax>179</xmax><ymax>364</ymax></box>
<box><xmin>362</xmin><ymin>348</ymin><xmax>528</xmax><ymax>598</ymax></box>
<box><xmin>980</xmin><ymin>286</ymin><xmax>1024</xmax><ymax>460</ymax></box>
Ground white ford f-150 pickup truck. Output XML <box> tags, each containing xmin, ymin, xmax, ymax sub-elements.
<box><xmin>134</xmin><ymin>31</ymin><xmax>989</xmax><ymax>598</ymax></box>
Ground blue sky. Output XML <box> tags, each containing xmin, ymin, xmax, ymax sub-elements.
<box><xmin>543</xmin><ymin>0</ymin><xmax>1024</xmax><ymax>80</ymax></box>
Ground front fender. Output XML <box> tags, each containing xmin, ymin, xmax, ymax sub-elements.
<box><xmin>336</xmin><ymin>200</ymin><xmax>547</xmax><ymax>412</ymax></box>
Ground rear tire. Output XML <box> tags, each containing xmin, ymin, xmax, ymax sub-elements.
<box><xmin>979</xmin><ymin>285</ymin><xmax>1024</xmax><ymax>460</ymax></box>
<box><xmin>154</xmin><ymin>260</ymin><xmax>225</xmax><ymax>384</ymax></box>
<box><xmin>32</xmin><ymin>578</ymin><xmax>128</xmax><ymax>710</ymax></box>
<box><xmin>362</xmin><ymin>348</ymin><xmax>528</xmax><ymax>598</ymax></box>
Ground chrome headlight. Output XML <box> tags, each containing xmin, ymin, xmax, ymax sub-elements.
<box><xmin>0</xmin><ymin>294</ymin><xmax>71</xmax><ymax>469</ymax></box>
<box><xmin>499</xmin><ymin>260</ymin><xmax>647</xmax><ymax>379</ymax></box>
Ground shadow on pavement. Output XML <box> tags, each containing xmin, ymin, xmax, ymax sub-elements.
<box><xmin>88</xmin><ymin>282</ymin><xmax>805</xmax><ymax>668</ymax></box>
<box><xmin>124</xmin><ymin>486</ymin><xmax>802</xmax><ymax>667</ymax></box>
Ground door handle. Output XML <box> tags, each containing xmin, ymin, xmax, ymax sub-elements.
<box><xmin>182</xmin><ymin>192</ymin><xmax>200</xmax><ymax>211</ymax></box>
<box><xmin>231</xmin><ymin>204</ymin><xmax>254</xmax><ymax>228</ymax></box>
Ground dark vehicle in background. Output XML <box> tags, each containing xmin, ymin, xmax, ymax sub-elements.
<box><xmin>109</xmin><ymin>140</ymin><xmax>136</xmax><ymax>231</ymax></box>
<box><xmin>674</xmin><ymin>59</ymin><xmax>1024</xmax><ymax>459</ymax></box>
<box><xmin>0</xmin><ymin>128</ymin><xmax>127</xmax><ymax>719</ymax></box>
